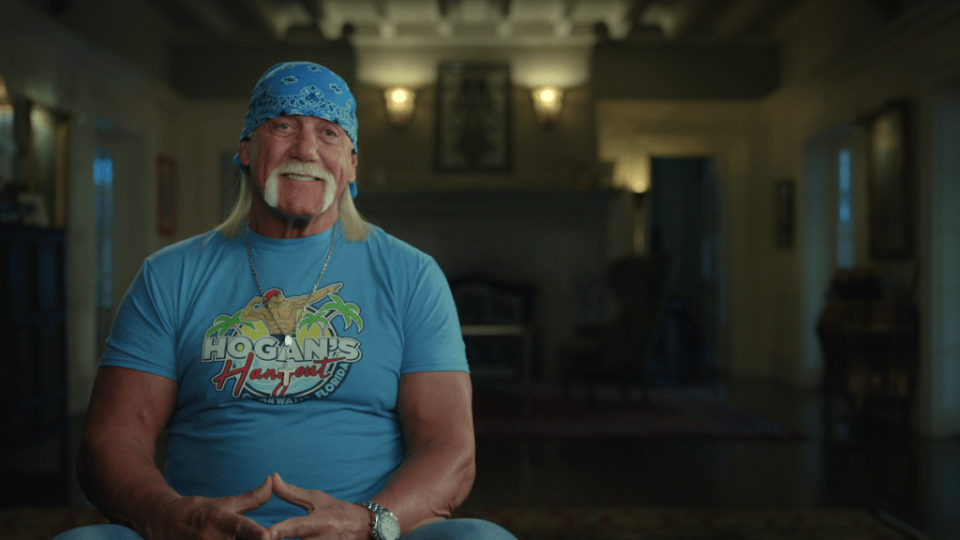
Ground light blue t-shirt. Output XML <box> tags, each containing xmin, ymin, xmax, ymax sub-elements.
<box><xmin>101</xmin><ymin>224</ymin><xmax>468</xmax><ymax>526</ymax></box>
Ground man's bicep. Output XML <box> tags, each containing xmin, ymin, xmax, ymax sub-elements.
<box><xmin>396</xmin><ymin>371</ymin><xmax>474</xmax><ymax>452</ymax></box>
<box><xmin>84</xmin><ymin>366</ymin><xmax>177</xmax><ymax>451</ymax></box>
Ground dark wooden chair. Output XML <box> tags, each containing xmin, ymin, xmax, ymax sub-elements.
<box><xmin>0</xmin><ymin>224</ymin><xmax>70</xmax><ymax>505</ymax></box>
<box><xmin>559</xmin><ymin>255</ymin><xmax>672</xmax><ymax>405</ymax></box>
<box><xmin>817</xmin><ymin>268</ymin><xmax>918</xmax><ymax>435</ymax></box>
<box><xmin>450</xmin><ymin>276</ymin><xmax>537</xmax><ymax>388</ymax></box>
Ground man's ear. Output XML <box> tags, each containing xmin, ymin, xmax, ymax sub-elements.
<box><xmin>346</xmin><ymin>151</ymin><xmax>358</xmax><ymax>184</ymax></box>
<box><xmin>238</xmin><ymin>139</ymin><xmax>252</xmax><ymax>167</ymax></box>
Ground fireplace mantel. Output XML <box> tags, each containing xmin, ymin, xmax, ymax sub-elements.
<box><xmin>356</xmin><ymin>188</ymin><xmax>634</xmax><ymax>380</ymax></box>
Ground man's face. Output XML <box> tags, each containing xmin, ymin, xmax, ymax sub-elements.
<box><xmin>238</xmin><ymin>115</ymin><xmax>357</xmax><ymax>227</ymax></box>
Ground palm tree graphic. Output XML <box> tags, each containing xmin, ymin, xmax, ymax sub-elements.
<box><xmin>205</xmin><ymin>310</ymin><xmax>255</xmax><ymax>338</ymax></box>
<box><xmin>298</xmin><ymin>293</ymin><xmax>364</xmax><ymax>333</ymax></box>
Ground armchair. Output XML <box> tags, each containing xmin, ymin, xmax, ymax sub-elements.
<box><xmin>559</xmin><ymin>255</ymin><xmax>672</xmax><ymax>405</ymax></box>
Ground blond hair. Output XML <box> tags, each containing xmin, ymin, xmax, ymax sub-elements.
<box><xmin>217</xmin><ymin>168</ymin><xmax>371</xmax><ymax>241</ymax></box>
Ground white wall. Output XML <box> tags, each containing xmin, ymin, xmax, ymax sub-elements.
<box><xmin>0</xmin><ymin>0</ymin><xmax>183</xmax><ymax>413</ymax></box>
<box><xmin>356</xmin><ymin>189</ymin><xmax>634</xmax><ymax>381</ymax></box>
<box><xmin>6</xmin><ymin>0</ymin><xmax>960</xmax><ymax>436</ymax></box>
<box><xmin>924</xmin><ymin>80</ymin><xmax>960</xmax><ymax>436</ymax></box>
<box><xmin>764</xmin><ymin>0</ymin><xmax>960</xmax><ymax>435</ymax></box>
<box><xmin>596</xmin><ymin>2</ymin><xmax>960</xmax><ymax>437</ymax></box>
<box><xmin>595</xmin><ymin>100</ymin><xmax>772</xmax><ymax>378</ymax></box>
<box><xmin>176</xmin><ymin>99</ymin><xmax>248</xmax><ymax>239</ymax></box>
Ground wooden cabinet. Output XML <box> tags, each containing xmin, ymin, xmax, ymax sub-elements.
<box><xmin>817</xmin><ymin>299</ymin><xmax>918</xmax><ymax>435</ymax></box>
<box><xmin>0</xmin><ymin>224</ymin><xmax>69</xmax><ymax>505</ymax></box>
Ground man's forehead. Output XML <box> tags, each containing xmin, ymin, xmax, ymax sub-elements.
<box><xmin>264</xmin><ymin>115</ymin><xmax>343</xmax><ymax>130</ymax></box>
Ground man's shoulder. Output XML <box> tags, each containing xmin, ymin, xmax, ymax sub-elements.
<box><xmin>146</xmin><ymin>229</ymin><xmax>235</xmax><ymax>266</ymax></box>
<box><xmin>361</xmin><ymin>225</ymin><xmax>433</xmax><ymax>264</ymax></box>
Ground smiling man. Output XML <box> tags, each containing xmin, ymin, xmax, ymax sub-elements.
<box><xmin>57</xmin><ymin>62</ymin><xmax>516</xmax><ymax>540</ymax></box>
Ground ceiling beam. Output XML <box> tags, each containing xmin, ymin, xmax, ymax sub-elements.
<box><xmin>621</xmin><ymin>0</ymin><xmax>656</xmax><ymax>37</ymax></box>
<box><xmin>669</xmin><ymin>0</ymin><xmax>717</xmax><ymax>40</ymax></box>
<box><xmin>626</xmin><ymin>0</ymin><xmax>656</xmax><ymax>22</ymax></box>
<box><xmin>231</xmin><ymin>0</ymin><xmax>285</xmax><ymax>39</ymax></box>
<box><xmin>864</xmin><ymin>0</ymin><xmax>901</xmax><ymax>19</ymax></box>
<box><xmin>296</xmin><ymin>0</ymin><xmax>323</xmax><ymax>24</ymax></box>
<box><xmin>715</xmin><ymin>0</ymin><xmax>768</xmax><ymax>40</ymax></box>
<box><xmin>745</xmin><ymin>0</ymin><xmax>803</xmax><ymax>35</ymax></box>
<box><xmin>143</xmin><ymin>0</ymin><xmax>239</xmax><ymax>40</ymax></box>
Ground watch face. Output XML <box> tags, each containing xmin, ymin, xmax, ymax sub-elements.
<box><xmin>378</xmin><ymin>512</ymin><xmax>400</xmax><ymax>540</ymax></box>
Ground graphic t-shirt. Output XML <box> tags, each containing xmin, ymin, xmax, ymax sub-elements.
<box><xmin>100</xmin><ymin>224</ymin><xmax>468</xmax><ymax>525</ymax></box>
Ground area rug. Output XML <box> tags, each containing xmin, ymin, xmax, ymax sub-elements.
<box><xmin>0</xmin><ymin>507</ymin><xmax>108</xmax><ymax>540</ymax></box>
<box><xmin>472</xmin><ymin>387</ymin><xmax>805</xmax><ymax>441</ymax></box>
<box><xmin>0</xmin><ymin>506</ymin><xmax>926</xmax><ymax>540</ymax></box>
<box><xmin>452</xmin><ymin>507</ymin><xmax>926</xmax><ymax>540</ymax></box>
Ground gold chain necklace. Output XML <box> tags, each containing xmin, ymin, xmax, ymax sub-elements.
<box><xmin>245</xmin><ymin>220</ymin><xmax>337</xmax><ymax>385</ymax></box>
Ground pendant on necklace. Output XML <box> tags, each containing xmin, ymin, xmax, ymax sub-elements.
<box><xmin>281</xmin><ymin>362</ymin><xmax>295</xmax><ymax>386</ymax></box>
<box><xmin>281</xmin><ymin>335</ymin><xmax>296</xmax><ymax>386</ymax></box>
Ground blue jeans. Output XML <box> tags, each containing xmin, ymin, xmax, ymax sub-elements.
<box><xmin>51</xmin><ymin>518</ymin><xmax>517</xmax><ymax>540</ymax></box>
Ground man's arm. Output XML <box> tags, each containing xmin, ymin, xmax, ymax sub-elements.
<box><xmin>241</xmin><ymin>296</ymin><xmax>265</xmax><ymax>321</ymax></box>
<box><xmin>375</xmin><ymin>370</ymin><xmax>476</xmax><ymax>532</ymax></box>
<box><xmin>78</xmin><ymin>366</ymin><xmax>274</xmax><ymax>540</ymax></box>
<box><xmin>268</xmin><ymin>370</ymin><xmax>475</xmax><ymax>539</ymax></box>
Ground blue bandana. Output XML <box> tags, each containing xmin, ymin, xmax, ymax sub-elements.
<box><xmin>234</xmin><ymin>62</ymin><xmax>359</xmax><ymax>198</ymax></box>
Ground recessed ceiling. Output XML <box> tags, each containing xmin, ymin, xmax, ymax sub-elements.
<box><xmin>145</xmin><ymin>0</ymin><xmax>805</xmax><ymax>46</ymax></box>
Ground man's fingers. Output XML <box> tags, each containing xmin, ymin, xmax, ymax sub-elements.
<box><xmin>224</xmin><ymin>475</ymin><xmax>275</xmax><ymax>514</ymax></box>
<box><xmin>270</xmin><ymin>473</ymin><xmax>319</xmax><ymax>511</ymax></box>
<box><xmin>230</xmin><ymin>515</ymin><xmax>272</xmax><ymax>540</ymax></box>
<box><xmin>267</xmin><ymin>515</ymin><xmax>317</xmax><ymax>540</ymax></box>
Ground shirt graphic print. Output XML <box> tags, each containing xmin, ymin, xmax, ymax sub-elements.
<box><xmin>200</xmin><ymin>281</ymin><xmax>363</xmax><ymax>404</ymax></box>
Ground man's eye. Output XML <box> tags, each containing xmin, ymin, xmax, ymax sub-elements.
<box><xmin>325</xmin><ymin>129</ymin><xmax>337</xmax><ymax>137</ymax></box>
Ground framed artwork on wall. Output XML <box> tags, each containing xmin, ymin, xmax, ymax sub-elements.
<box><xmin>0</xmin><ymin>76</ymin><xmax>15</xmax><ymax>187</ymax></box>
<box><xmin>866</xmin><ymin>100</ymin><xmax>912</xmax><ymax>259</ymax></box>
<box><xmin>25</xmin><ymin>100</ymin><xmax>70</xmax><ymax>228</ymax></box>
<box><xmin>774</xmin><ymin>178</ymin><xmax>794</xmax><ymax>248</ymax></box>
<box><xmin>436</xmin><ymin>62</ymin><xmax>511</xmax><ymax>172</ymax></box>
<box><xmin>157</xmin><ymin>155</ymin><xmax>178</xmax><ymax>236</ymax></box>
<box><xmin>220</xmin><ymin>152</ymin><xmax>241</xmax><ymax>222</ymax></box>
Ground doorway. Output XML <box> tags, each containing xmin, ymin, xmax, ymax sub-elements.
<box><xmin>93</xmin><ymin>125</ymin><xmax>150</xmax><ymax>361</ymax></box>
<box><xmin>925</xmin><ymin>79</ymin><xmax>960</xmax><ymax>435</ymax></box>
<box><xmin>647</xmin><ymin>157</ymin><xmax>720</xmax><ymax>386</ymax></box>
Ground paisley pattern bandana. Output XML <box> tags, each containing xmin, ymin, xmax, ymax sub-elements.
<box><xmin>234</xmin><ymin>62</ymin><xmax>359</xmax><ymax>198</ymax></box>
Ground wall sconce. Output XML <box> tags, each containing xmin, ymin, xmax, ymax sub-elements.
<box><xmin>531</xmin><ymin>86</ymin><xmax>563</xmax><ymax>128</ymax></box>
<box><xmin>0</xmin><ymin>76</ymin><xmax>9</xmax><ymax>104</ymax></box>
<box><xmin>384</xmin><ymin>87</ymin><xmax>416</xmax><ymax>128</ymax></box>
<box><xmin>0</xmin><ymin>75</ymin><xmax>14</xmax><ymax>184</ymax></box>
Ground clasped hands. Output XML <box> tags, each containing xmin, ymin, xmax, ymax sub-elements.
<box><xmin>153</xmin><ymin>472</ymin><xmax>373</xmax><ymax>540</ymax></box>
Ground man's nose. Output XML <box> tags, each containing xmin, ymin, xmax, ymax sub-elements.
<box><xmin>291</xmin><ymin>130</ymin><xmax>319</xmax><ymax>160</ymax></box>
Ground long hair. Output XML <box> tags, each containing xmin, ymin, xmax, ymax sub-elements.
<box><xmin>217</xmin><ymin>168</ymin><xmax>371</xmax><ymax>241</ymax></box>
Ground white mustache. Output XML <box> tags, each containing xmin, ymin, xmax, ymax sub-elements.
<box><xmin>274</xmin><ymin>164</ymin><xmax>335</xmax><ymax>182</ymax></box>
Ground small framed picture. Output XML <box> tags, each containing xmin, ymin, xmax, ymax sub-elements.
<box><xmin>25</xmin><ymin>100</ymin><xmax>70</xmax><ymax>228</ymax></box>
<box><xmin>867</xmin><ymin>100</ymin><xmax>912</xmax><ymax>259</ymax></box>
<box><xmin>157</xmin><ymin>155</ymin><xmax>178</xmax><ymax>236</ymax></box>
<box><xmin>774</xmin><ymin>178</ymin><xmax>794</xmax><ymax>248</ymax></box>
<box><xmin>18</xmin><ymin>191</ymin><xmax>50</xmax><ymax>227</ymax></box>
<box><xmin>436</xmin><ymin>62</ymin><xmax>511</xmax><ymax>172</ymax></box>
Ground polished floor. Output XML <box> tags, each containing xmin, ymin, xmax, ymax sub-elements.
<box><xmin>4</xmin><ymin>378</ymin><xmax>958</xmax><ymax>540</ymax></box>
<box><xmin>466</xmin><ymin>378</ymin><xmax>960</xmax><ymax>540</ymax></box>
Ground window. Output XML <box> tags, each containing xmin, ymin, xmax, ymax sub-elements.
<box><xmin>837</xmin><ymin>148</ymin><xmax>854</xmax><ymax>268</ymax></box>
<box><xmin>93</xmin><ymin>148</ymin><xmax>113</xmax><ymax>310</ymax></box>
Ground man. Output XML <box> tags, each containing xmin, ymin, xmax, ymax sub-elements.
<box><xmin>59</xmin><ymin>62</ymin><xmax>515</xmax><ymax>540</ymax></box>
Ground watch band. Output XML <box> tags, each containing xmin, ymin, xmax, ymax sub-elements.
<box><xmin>358</xmin><ymin>500</ymin><xmax>390</xmax><ymax>514</ymax></box>
<box><xmin>357</xmin><ymin>501</ymin><xmax>400</xmax><ymax>540</ymax></box>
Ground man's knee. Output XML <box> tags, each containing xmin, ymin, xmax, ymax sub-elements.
<box><xmin>402</xmin><ymin>518</ymin><xmax>518</xmax><ymax>540</ymax></box>
<box><xmin>51</xmin><ymin>524</ymin><xmax>145</xmax><ymax>540</ymax></box>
